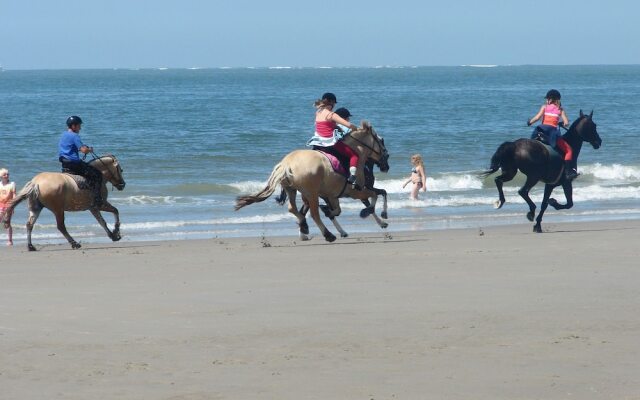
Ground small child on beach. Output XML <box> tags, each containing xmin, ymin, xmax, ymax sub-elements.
<box><xmin>0</xmin><ymin>168</ymin><xmax>16</xmax><ymax>246</ymax></box>
<box><xmin>402</xmin><ymin>154</ymin><xmax>427</xmax><ymax>200</ymax></box>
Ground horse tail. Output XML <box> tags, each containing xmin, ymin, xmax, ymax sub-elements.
<box><xmin>481</xmin><ymin>141</ymin><xmax>516</xmax><ymax>177</ymax></box>
<box><xmin>274</xmin><ymin>188</ymin><xmax>288</xmax><ymax>205</ymax></box>
<box><xmin>1</xmin><ymin>180</ymin><xmax>39</xmax><ymax>222</ymax></box>
<box><xmin>235</xmin><ymin>162</ymin><xmax>290</xmax><ymax>210</ymax></box>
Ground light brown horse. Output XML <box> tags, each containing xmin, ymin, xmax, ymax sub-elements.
<box><xmin>0</xmin><ymin>155</ymin><xmax>126</xmax><ymax>251</ymax></box>
<box><xmin>235</xmin><ymin>122</ymin><xmax>389</xmax><ymax>242</ymax></box>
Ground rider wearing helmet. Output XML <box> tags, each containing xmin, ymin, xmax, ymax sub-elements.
<box><xmin>309</xmin><ymin>93</ymin><xmax>360</xmax><ymax>186</ymax></box>
<box><xmin>58</xmin><ymin>116</ymin><xmax>104</xmax><ymax>207</ymax></box>
<box><xmin>528</xmin><ymin>90</ymin><xmax>578</xmax><ymax>181</ymax></box>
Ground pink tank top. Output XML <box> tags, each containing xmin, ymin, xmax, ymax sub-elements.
<box><xmin>315</xmin><ymin>120</ymin><xmax>336</xmax><ymax>138</ymax></box>
<box><xmin>542</xmin><ymin>104</ymin><xmax>562</xmax><ymax>127</ymax></box>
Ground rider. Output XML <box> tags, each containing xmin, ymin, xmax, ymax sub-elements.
<box><xmin>528</xmin><ymin>89</ymin><xmax>579</xmax><ymax>181</ymax></box>
<box><xmin>308</xmin><ymin>93</ymin><xmax>359</xmax><ymax>185</ymax></box>
<box><xmin>58</xmin><ymin>116</ymin><xmax>104</xmax><ymax>207</ymax></box>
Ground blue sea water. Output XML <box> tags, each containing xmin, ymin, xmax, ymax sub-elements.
<box><xmin>1</xmin><ymin>66</ymin><xmax>639</xmax><ymax>245</ymax></box>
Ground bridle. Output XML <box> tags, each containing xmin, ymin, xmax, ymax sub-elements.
<box><xmin>347</xmin><ymin>126</ymin><xmax>388</xmax><ymax>160</ymax></box>
<box><xmin>88</xmin><ymin>153</ymin><xmax>124</xmax><ymax>187</ymax></box>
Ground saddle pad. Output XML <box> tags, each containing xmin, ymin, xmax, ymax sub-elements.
<box><xmin>63</xmin><ymin>173</ymin><xmax>92</xmax><ymax>190</ymax></box>
<box><xmin>315</xmin><ymin>150</ymin><xmax>347</xmax><ymax>176</ymax></box>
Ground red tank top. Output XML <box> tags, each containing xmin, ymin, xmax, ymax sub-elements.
<box><xmin>315</xmin><ymin>120</ymin><xmax>336</xmax><ymax>138</ymax></box>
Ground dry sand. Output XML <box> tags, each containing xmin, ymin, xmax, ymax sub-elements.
<box><xmin>1</xmin><ymin>220</ymin><xmax>639</xmax><ymax>399</ymax></box>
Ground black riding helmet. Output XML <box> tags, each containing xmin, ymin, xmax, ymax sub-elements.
<box><xmin>321</xmin><ymin>92</ymin><xmax>337</xmax><ymax>103</ymax></box>
<box><xmin>545</xmin><ymin>89</ymin><xmax>561</xmax><ymax>101</ymax></box>
<box><xmin>334</xmin><ymin>107</ymin><xmax>352</xmax><ymax>119</ymax></box>
<box><xmin>66</xmin><ymin>115</ymin><xmax>83</xmax><ymax>127</ymax></box>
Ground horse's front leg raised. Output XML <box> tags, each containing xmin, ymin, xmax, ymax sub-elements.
<box><xmin>548</xmin><ymin>182</ymin><xmax>574</xmax><ymax>210</ymax></box>
<box><xmin>91</xmin><ymin>202</ymin><xmax>121</xmax><ymax>241</ymax></box>
<box><xmin>534</xmin><ymin>184</ymin><xmax>556</xmax><ymax>233</ymax></box>
<box><xmin>518</xmin><ymin>176</ymin><xmax>539</xmax><ymax>222</ymax></box>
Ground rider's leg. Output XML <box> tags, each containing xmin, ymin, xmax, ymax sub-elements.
<box><xmin>83</xmin><ymin>163</ymin><xmax>104</xmax><ymax>207</ymax></box>
<box><xmin>333</xmin><ymin>141</ymin><xmax>359</xmax><ymax>185</ymax></box>
<box><xmin>556</xmin><ymin>137</ymin><xmax>578</xmax><ymax>181</ymax></box>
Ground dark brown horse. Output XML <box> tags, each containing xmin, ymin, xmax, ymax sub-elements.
<box><xmin>483</xmin><ymin>111</ymin><xmax>602</xmax><ymax>232</ymax></box>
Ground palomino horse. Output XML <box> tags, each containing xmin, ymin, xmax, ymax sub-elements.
<box><xmin>235</xmin><ymin>122</ymin><xmax>389</xmax><ymax>242</ymax></box>
<box><xmin>483</xmin><ymin>111</ymin><xmax>602</xmax><ymax>232</ymax></box>
<box><xmin>0</xmin><ymin>155</ymin><xmax>126</xmax><ymax>250</ymax></box>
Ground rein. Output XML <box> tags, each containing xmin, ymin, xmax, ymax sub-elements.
<box><xmin>348</xmin><ymin>128</ymin><xmax>385</xmax><ymax>158</ymax></box>
<box><xmin>88</xmin><ymin>152</ymin><xmax>120</xmax><ymax>186</ymax></box>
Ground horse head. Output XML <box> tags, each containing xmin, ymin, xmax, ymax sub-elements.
<box><xmin>575</xmin><ymin>110</ymin><xmax>602</xmax><ymax>149</ymax></box>
<box><xmin>348</xmin><ymin>121</ymin><xmax>390</xmax><ymax>172</ymax></box>
<box><xmin>90</xmin><ymin>155</ymin><xmax>126</xmax><ymax>191</ymax></box>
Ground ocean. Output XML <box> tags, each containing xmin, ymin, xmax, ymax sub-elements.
<box><xmin>1</xmin><ymin>66</ymin><xmax>639</xmax><ymax>245</ymax></box>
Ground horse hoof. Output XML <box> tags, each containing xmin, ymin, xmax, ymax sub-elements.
<box><xmin>340</xmin><ymin>232</ymin><xmax>348</xmax><ymax>238</ymax></box>
<box><xmin>493</xmin><ymin>200</ymin><xmax>502</xmax><ymax>209</ymax></box>
<box><xmin>324</xmin><ymin>232</ymin><xmax>337</xmax><ymax>242</ymax></box>
<box><xmin>299</xmin><ymin>233</ymin><xmax>310</xmax><ymax>241</ymax></box>
<box><xmin>533</xmin><ymin>225</ymin><xmax>542</xmax><ymax>233</ymax></box>
<box><xmin>112</xmin><ymin>234</ymin><xmax>122</xmax><ymax>242</ymax></box>
<box><xmin>381</xmin><ymin>211</ymin><xmax>388</xmax><ymax>219</ymax></box>
<box><xmin>28</xmin><ymin>244</ymin><xmax>37</xmax><ymax>252</ymax></box>
<box><xmin>380</xmin><ymin>222</ymin><xmax>389</xmax><ymax>229</ymax></box>
<box><xmin>299</xmin><ymin>221</ymin><xmax>309</xmax><ymax>235</ymax></box>
<box><xmin>71</xmin><ymin>242</ymin><xmax>82</xmax><ymax>249</ymax></box>
<box><xmin>526</xmin><ymin>212</ymin><xmax>535</xmax><ymax>222</ymax></box>
<box><xmin>360</xmin><ymin>207</ymin><xmax>374</xmax><ymax>219</ymax></box>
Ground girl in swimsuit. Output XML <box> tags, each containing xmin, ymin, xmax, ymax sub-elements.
<box><xmin>0</xmin><ymin>168</ymin><xmax>16</xmax><ymax>246</ymax></box>
<box><xmin>402</xmin><ymin>154</ymin><xmax>427</xmax><ymax>200</ymax></box>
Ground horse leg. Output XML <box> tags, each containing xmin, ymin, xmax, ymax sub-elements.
<box><xmin>518</xmin><ymin>176</ymin><xmax>539</xmax><ymax>222</ymax></box>
<box><xmin>90</xmin><ymin>203</ymin><xmax>120</xmax><ymax>241</ymax></box>
<box><xmin>320</xmin><ymin>197</ymin><xmax>348</xmax><ymax>238</ymax></box>
<box><xmin>101</xmin><ymin>202</ymin><xmax>121</xmax><ymax>240</ymax></box>
<box><xmin>377</xmin><ymin>189</ymin><xmax>388</xmax><ymax>219</ymax></box>
<box><xmin>25</xmin><ymin>202</ymin><xmax>43</xmax><ymax>252</ymax></box>
<box><xmin>53</xmin><ymin>208</ymin><xmax>81</xmax><ymax>249</ymax></box>
<box><xmin>493</xmin><ymin>169</ymin><xmax>516</xmax><ymax>209</ymax></box>
<box><xmin>534</xmin><ymin>184</ymin><xmax>555</xmax><ymax>233</ymax></box>
<box><xmin>549</xmin><ymin>182</ymin><xmax>574</xmax><ymax>210</ymax></box>
<box><xmin>285</xmin><ymin>188</ymin><xmax>310</xmax><ymax>240</ymax></box>
<box><xmin>307</xmin><ymin>196</ymin><xmax>336</xmax><ymax>242</ymax></box>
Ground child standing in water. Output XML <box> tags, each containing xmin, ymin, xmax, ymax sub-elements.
<box><xmin>402</xmin><ymin>154</ymin><xmax>427</xmax><ymax>200</ymax></box>
<box><xmin>0</xmin><ymin>168</ymin><xmax>16</xmax><ymax>246</ymax></box>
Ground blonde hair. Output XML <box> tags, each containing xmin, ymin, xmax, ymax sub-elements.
<box><xmin>410</xmin><ymin>154</ymin><xmax>424</xmax><ymax>167</ymax></box>
<box><xmin>0</xmin><ymin>168</ymin><xmax>8</xmax><ymax>177</ymax></box>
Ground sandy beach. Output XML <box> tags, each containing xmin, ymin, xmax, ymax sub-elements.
<box><xmin>1</xmin><ymin>220</ymin><xmax>639</xmax><ymax>399</ymax></box>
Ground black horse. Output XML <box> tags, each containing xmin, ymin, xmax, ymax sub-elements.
<box><xmin>483</xmin><ymin>110</ymin><xmax>602</xmax><ymax>233</ymax></box>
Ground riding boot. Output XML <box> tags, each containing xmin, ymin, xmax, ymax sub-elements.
<box><xmin>347</xmin><ymin>167</ymin><xmax>357</xmax><ymax>187</ymax></box>
<box><xmin>564</xmin><ymin>161</ymin><xmax>579</xmax><ymax>181</ymax></box>
<box><xmin>92</xmin><ymin>182</ymin><xmax>104</xmax><ymax>208</ymax></box>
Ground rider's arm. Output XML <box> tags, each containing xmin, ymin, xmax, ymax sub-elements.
<box><xmin>560</xmin><ymin>110</ymin><xmax>570</xmax><ymax>127</ymax></box>
<box><xmin>79</xmin><ymin>145</ymin><xmax>93</xmax><ymax>154</ymax></box>
<box><xmin>330</xmin><ymin>113</ymin><xmax>358</xmax><ymax>131</ymax></box>
<box><xmin>528</xmin><ymin>105</ymin><xmax>545</xmax><ymax>125</ymax></box>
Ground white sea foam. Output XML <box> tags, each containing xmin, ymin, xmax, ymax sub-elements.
<box><xmin>580</xmin><ymin>163</ymin><xmax>640</xmax><ymax>181</ymax></box>
<box><xmin>374</xmin><ymin>174</ymin><xmax>484</xmax><ymax>194</ymax></box>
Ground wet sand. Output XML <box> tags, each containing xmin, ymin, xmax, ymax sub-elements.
<box><xmin>1</xmin><ymin>220</ymin><xmax>639</xmax><ymax>399</ymax></box>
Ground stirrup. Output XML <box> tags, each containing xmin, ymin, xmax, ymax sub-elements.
<box><xmin>347</xmin><ymin>175</ymin><xmax>357</xmax><ymax>185</ymax></box>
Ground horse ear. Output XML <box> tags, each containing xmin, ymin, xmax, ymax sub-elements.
<box><xmin>579</xmin><ymin>109</ymin><xmax>584</xmax><ymax>117</ymax></box>
<box><xmin>589</xmin><ymin>110</ymin><xmax>593</xmax><ymax>118</ymax></box>
<box><xmin>362</xmin><ymin>120</ymin><xmax>370</xmax><ymax>130</ymax></box>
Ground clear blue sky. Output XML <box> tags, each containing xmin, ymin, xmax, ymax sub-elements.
<box><xmin>2</xmin><ymin>0</ymin><xmax>639</xmax><ymax>69</ymax></box>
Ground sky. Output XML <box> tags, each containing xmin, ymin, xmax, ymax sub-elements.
<box><xmin>1</xmin><ymin>0</ymin><xmax>639</xmax><ymax>69</ymax></box>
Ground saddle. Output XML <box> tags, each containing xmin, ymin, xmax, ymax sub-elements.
<box><xmin>62</xmin><ymin>172</ymin><xmax>93</xmax><ymax>190</ymax></box>
<box><xmin>530</xmin><ymin>137</ymin><xmax>565</xmax><ymax>184</ymax></box>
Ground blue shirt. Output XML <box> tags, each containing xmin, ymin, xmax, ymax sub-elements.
<box><xmin>58</xmin><ymin>131</ymin><xmax>84</xmax><ymax>161</ymax></box>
